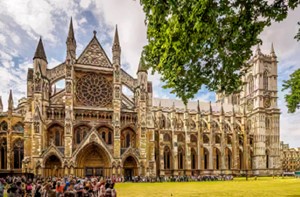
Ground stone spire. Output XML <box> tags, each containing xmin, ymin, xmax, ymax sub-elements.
<box><xmin>112</xmin><ymin>25</ymin><xmax>121</xmax><ymax>66</ymax></box>
<box><xmin>197</xmin><ymin>100</ymin><xmax>202</xmax><ymax>118</ymax></box>
<box><xmin>137</xmin><ymin>57</ymin><xmax>148</xmax><ymax>73</ymax></box>
<box><xmin>221</xmin><ymin>101</ymin><xmax>224</xmax><ymax>115</ymax></box>
<box><xmin>255</xmin><ymin>44</ymin><xmax>262</xmax><ymax>57</ymax></box>
<box><xmin>8</xmin><ymin>89</ymin><xmax>13</xmax><ymax>115</ymax></box>
<box><xmin>232</xmin><ymin>104</ymin><xmax>235</xmax><ymax>116</ymax></box>
<box><xmin>66</xmin><ymin>17</ymin><xmax>76</xmax><ymax>60</ymax></box>
<box><xmin>112</xmin><ymin>25</ymin><xmax>120</xmax><ymax>52</ymax></box>
<box><xmin>0</xmin><ymin>96</ymin><xmax>3</xmax><ymax>112</ymax></box>
<box><xmin>209</xmin><ymin>101</ymin><xmax>213</xmax><ymax>114</ymax></box>
<box><xmin>270</xmin><ymin>42</ymin><xmax>276</xmax><ymax>58</ymax></box>
<box><xmin>33</xmin><ymin>37</ymin><xmax>47</xmax><ymax>63</ymax></box>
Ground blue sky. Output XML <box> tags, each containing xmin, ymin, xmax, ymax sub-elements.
<box><xmin>0</xmin><ymin>0</ymin><xmax>300</xmax><ymax>147</ymax></box>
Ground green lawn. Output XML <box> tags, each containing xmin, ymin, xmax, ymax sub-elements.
<box><xmin>115</xmin><ymin>177</ymin><xmax>300</xmax><ymax>197</ymax></box>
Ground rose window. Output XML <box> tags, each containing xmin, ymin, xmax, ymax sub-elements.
<box><xmin>76</xmin><ymin>73</ymin><xmax>112</xmax><ymax>107</ymax></box>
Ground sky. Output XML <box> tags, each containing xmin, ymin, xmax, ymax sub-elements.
<box><xmin>0</xmin><ymin>0</ymin><xmax>299</xmax><ymax>147</ymax></box>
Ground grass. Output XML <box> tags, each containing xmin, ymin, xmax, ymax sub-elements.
<box><xmin>115</xmin><ymin>177</ymin><xmax>300</xmax><ymax>197</ymax></box>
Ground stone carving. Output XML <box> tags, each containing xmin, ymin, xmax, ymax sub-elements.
<box><xmin>76</xmin><ymin>73</ymin><xmax>113</xmax><ymax>107</ymax></box>
<box><xmin>77</xmin><ymin>38</ymin><xmax>111</xmax><ymax>67</ymax></box>
<box><xmin>34</xmin><ymin>122</ymin><xmax>40</xmax><ymax>133</ymax></box>
<box><xmin>89</xmin><ymin>133</ymin><xmax>97</xmax><ymax>142</ymax></box>
<box><xmin>264</xmin><ymin>96</ymin><xmax>271</xmax><ymax>108</ymax></box>
<box><xmin>66</xmin><ymin>81</ymin><xmax>72</xmax><ymax>93</ymax></box>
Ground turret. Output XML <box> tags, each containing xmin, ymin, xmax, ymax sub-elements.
<box><xmin>255</xmin><ymin>44</ymin><xmax>262</xmax><ymax>57</ymax></box>
<box><xmin>112</xmin><ymin>25</ymin><xmax>121</xmax><ymax>66</ymax></box>
<box><xmin>270</xmin><ymin>43</ymin><xmax>277</xmax><ymax>60</ymax></box>
<box><xmin>8</xmin><ymin>89</ymin><xmax>13</xmax><ymax>117</ymax></box>
<box><xmin>137</xmin><ymin>57</ymin><xmax>148</xmax><ymax>92</ymax></box>
<box><xmin>33</xmin><ymin>37</ymin><xmax>48</xmax><ymax>75</ymax></box>
<box><xmin>66</xmin><ymin>17</ymin><xmax>76</xmax><ymax>61</ymax></box>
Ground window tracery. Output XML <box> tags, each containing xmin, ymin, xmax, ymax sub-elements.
<box><xmin>48</xmin><ymin>124</ymin><xmax>64</xmax><ymax>146</ymax></box>
<box><xmin>13</xmin><ymin>122</ymin><xmax>24</xmax><ymax>132</ymax></box>
<box><xmin>74</xmin><ymin>125</ymin><xmax>90</xmax><ymax>145</ymax></box>
<box><xmin>76</xmin><ymin>73</ymin><xmax>112</xmax><ymax>107</ymax></box>
<box><xmin>13</xmin><ymin>139</ymin><xmax>24</xmax><ymax>169</ymax></box>
<box><xmin>0</xmin><ymin>121</ymin><xmax>8</xmax><ymax>131</ymax></box>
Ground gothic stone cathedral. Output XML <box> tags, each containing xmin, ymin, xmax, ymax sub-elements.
<box><xmin>0</xmin><ymin>19</ymin><xmax>281</xmax><ymax>178</ymax></box>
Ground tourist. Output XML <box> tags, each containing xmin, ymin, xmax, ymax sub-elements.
<box><xmin>55</xmin><ymin>181</ymin><xmax>64</xmax><ymax>197</ymax></box>
<box><xmin>0</xmin><ymin>178</ymin><xmax>5</xmax><ymax>197</ymax></box>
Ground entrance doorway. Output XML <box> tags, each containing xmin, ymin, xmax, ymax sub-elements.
<box><xmin>76</xmin><ymin>142</ymin><xmax>111</xmax><ymax>177</ymax></box>
<box><xmin>123</xmin><ymin>156</ymin><xmax>138</xmax><ymax>181</ymax></box>
<box><xmin>44</xmin><ymin>155</ymin><xmax>62</xmax><ymax>177</ymax></box>
<box><xmin>85</xmin><ymin>167</ymin><xmax>104</xmax><ymax>177</ymax></box>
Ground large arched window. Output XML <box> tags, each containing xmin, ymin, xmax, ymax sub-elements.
<box><xmin>0</xmin><ymin>138</ymin><xmax>7</xmax><ymax>169</ymax></box>
<box><xmin>178</xmin><ymin>147</ymin><xmax>184</xmax><ymax>169</ymax></box>
<box><xmin>164</xmin><ymin>146</ymin><xmax>171</xmax><ymax>169</ymax></box>
<box><xmin>121</xmin><ymin>128</ymin><xmax>136</xmax><ymax>148</ymax></box>
<box><xmin>13</xmin><ymin>139</ymin><xmax>24</xmax><ymax>169</ymax></box>
<box><xmin>266</xmin><ymin>117</ymin><xmax>270</xmax><ymax>129</ymax></box>
<box><xmin>74</xmin><ymin>125</ymin><xmax>90</xmax><ymax>145</ymax></box>
<box><xmin>48</xmin><ymin>124</ymin><xmax>64</xmax><ymax>146</ymax></box>
<box><xmin>266</xmin><ymin>150</ymin><xmax>270</xmax><ymax>169</ymax></box>
<box><xmin>204</xmin><ymin>148</ymin><xmax>209</xmax><ymax>170</ymax></box>
<box><xmin>98</xmin><ymin>126</ymin><xmax>113</xmax><ymax>145</ymax></box>
<box><xmin>226</xmin><ymin>148</ymin><xmax>232</xmax><ymax>170</ymax></box>
<box><xmin>191</xmin><ymin>135</ymin><xmax>197</xmax><ymax>143</ymax></box>
<box><xmin>203</xmin><ymin>134</ymin><xmax>209</xmax><ymax>144</ymax></box>
<box><xmin>191</xmin><ymin>148</ymin><xmax>197</xmax><ymax>170</ymax></box>
<box><xmin>13</xmin><ymin>122</ymin><xmax>24</xmax><ymax>132</ymax></box>
<box><xmin>163</xmin><ymin>133</ymin><xmax>171</xmax><ymax>142</ymax></box>
<box><xmin>215</xmin><ymin>134</ymin><xmax>221</xmax><ymax>144</ymax></box>
<box><xmin>239</xmin><ymin>149</ymin><xmax>243</xmax><ymax>170</ymax></box>
<box><xmin>177</xmin><ymin>134</ymin><xmax>185</xmax><ymax>143</ymax></box>
<box><xmin>248</xmin><ymin>75</ymin><xmax>254</xmax><ymax>94</ymax></box>
<box><xmin>214</xmin><ymin>148</ymin><xmax>221</xmax><ymax>170</ymax></box>
<box><xmin>263</xmin><ymin>71</ymin><xmax>268</xmax><ymax>90</ymax></box>
<box><xmin>0</xmin><ymin>121</ymin><xmax>8</xmax><ymax>131</ymax></box>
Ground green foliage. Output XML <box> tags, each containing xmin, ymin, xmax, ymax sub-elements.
<box><xmin>139</xmin><ymin>0</ymin><xmax>300</xmax><ymax>104</ymax></box>
<box><xmin>282</xmin><ymin>68</ymin><xmax>300</xmax><ymax>113</ymax></box>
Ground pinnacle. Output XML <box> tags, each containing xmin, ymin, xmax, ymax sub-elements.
<box><xmin>271</xmin><ymin>42</ymin><xmax>276</xmax><ymax>58</ymax></box>
<box><xmin>68</xmin><ymin>17</ymin><xmax>75</xmax><ymax>40</ymax></box>
<box><xmin>113</xmin><ymin>25</ymin><xmax>120</xmax><ymax>51</ymax></box>
<box><xmin>33</xmin><ymin>37</ymin><xmax>48</xmax><ymax>63</ymax></box>
<box><xmin>137</xmin><ymin>57</ymin><xmax>148</xmax><ymax>73</ymax></box>
<box><xmin>8</xmin><ymin>89</ymin><xmax>13</xmax><ymax>109</ymax></box>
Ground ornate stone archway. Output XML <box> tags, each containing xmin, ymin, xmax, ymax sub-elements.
<box><xmin>44</xmin><ymin>155</ymin><xmax>63</xmax><ymax>177</ymax></box>
<box><xmin>123</xmin><ymin>155</ymin><xmax>139</xmax><ymax>181</ymax></box>
<box><xmin>75</xmin><ymin>142</ymin><xmax>112</xmax><ymax>177</ymax></box>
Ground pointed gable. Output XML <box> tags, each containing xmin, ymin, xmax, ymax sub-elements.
<box><xmin>77</xmin><ymin>33</ymin><xmax>112</xmax><ymax>67</ymax></box>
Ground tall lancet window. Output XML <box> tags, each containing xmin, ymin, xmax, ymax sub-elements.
<box><xmin>263</xmin><ymin>71</ymin><xmax>268</xmax><ymax>90</ymax></box>
<box><xmin>248</xmin><ymin>75</ymin><xmax>254</xmax><ymax>94</ymax></box>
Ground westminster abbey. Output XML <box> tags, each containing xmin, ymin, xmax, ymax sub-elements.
<box><xmin>0</xmin><ymin>19</ymin><xmax>281</xmax><ymax>178</ymax></box>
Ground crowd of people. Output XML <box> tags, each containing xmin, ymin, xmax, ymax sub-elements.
<box><xmin>0</xmin><ymin>176</ymin><xmax>117</xmax><ymax>197</ymax></box>
<box><xmin>0</xmin><ymin>174</ymin><xmax>235</xmax><ymax>197</ymax></box>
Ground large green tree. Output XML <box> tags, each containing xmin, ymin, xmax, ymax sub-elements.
<box><xmin>139</xmin><ymin>0</ymin><xmax>300</xmax><ymax>104</ymax></box>
<box><xmin>282</xmin><ymin>69</ymin><xmax>300</xmax><ymax>113</ymax></box>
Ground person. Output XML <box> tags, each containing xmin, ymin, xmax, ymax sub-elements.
<box><xmin>0</xmin><ymin>178</ymin><xmax>5</xmax><ymax>197</ymax></box>
<box><xmin>55</xmin><ymin>181</ymin><xmax>64</xmax><ymax>197</ymax></box>
<box><xmin>25</xmin><ymin>181</ymin><xmax>33</xmax><ymax>196</ymax></box>
<box><xmin>110</xmin><ymin>183</ymin><xmax>117</xmax><ymax>197</ymax></box>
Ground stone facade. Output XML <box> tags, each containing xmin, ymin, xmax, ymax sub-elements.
<box><xmin>0</xmin><ymin>19</ymin><xmax>281</xmax><ymax>177</ymax></box>
<box><xmin>280</xmin><ymin>142</ymin><xmax>300</xmax><ymax>172</ymax></box>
